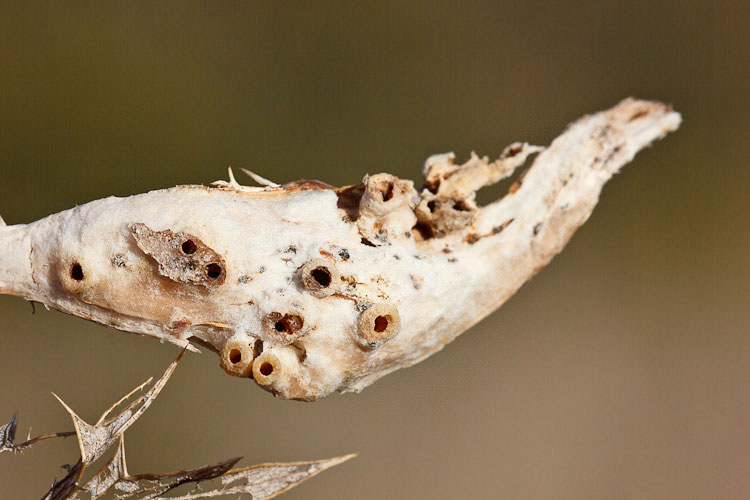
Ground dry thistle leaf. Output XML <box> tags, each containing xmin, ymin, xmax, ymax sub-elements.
<box><xmin>52</xmin><ymin>349</ymin><xmax>184</xmax><ymax>465</ymax></box>
<box><xmin>0</xmin><ymin>412</ymin><xmax>17</xmax><ymax>453</ymax></box>
<box><xmin>0</xmin><ymin>411</ymin><xmax>75</xmax><ymax>455</ymax></box>
<box><xmin>73</xmin><ymin>436</ymin><xmax>354</xmax><ymax>500</ymax></box>
<box><xmin>21</xmin><ymin>352</ymin><xmax>354</xmax><ymax>499</ymax></box>
<box><xmin>164</xmin><ymin>454</ymin><xmax>356</xmax><ymax>500</ymax></box>
<box><xmin>0</xmin><ymin>98</ymin><xmax>681</xmax><ymax>400</ymax></box>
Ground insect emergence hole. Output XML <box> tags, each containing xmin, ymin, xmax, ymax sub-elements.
<box><xmin>70</xmin><ymin>263</ymin><xmax>84</xmax><ymax>281</ymax></box>
<box><xmin>311</xmin><ymin>267</ymin><xmax>331</xmax><ymax>287</ymax></box>
<box><xmin>374</xmin><ymin>315</ymin><xmax>389</xmax><ymax>333</ymax></box>
<box><xmin>206</xmin><ymin>263</ymin><xmax>222</xmax><ymax>279</ymax></box>
<box><xmin>229</xmin><ymin>349</ymin><xmax>242</xmax><ymax>364</ymax></box>
<box><xmin>260</xmin><ymin>362</ymin><xmax>274</xmax><ymax>376</ymax></box>
<box><xmin>181</xmin><ymin>239</ymin><xmax>197</xmax><ymax>254</ymax></box>
<box><xmin>382</xmin><ymin>182</ymin><xmax>394</xmax><ymax>201</ymax></box>
<box><xmin>452</xmin><ymin>199</ymin><xmax>472</xmax><ymax>212</ymax></box>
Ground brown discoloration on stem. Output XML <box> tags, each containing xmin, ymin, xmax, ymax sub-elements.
<box><xmin>129</xmin><ymin>223</ymin><xmax>226</xmax><ymax>286</ymax></box>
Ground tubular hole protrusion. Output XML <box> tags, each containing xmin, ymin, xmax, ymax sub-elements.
<box><xmin>229</xmin><ymin>349</ymin><xmax>242</xmax><ymax>364</ymax></box>
<box><xmin>252</xmin><ymin>352</ymin><xmax>280</xmax><ymax>385</ymax></box>
<box><xmin>181</xmin><ymin>239</ymin><xmax>197</xmax><ymax>254</ymax></box>
<box><xmin>355</xmin><ymin>303</ymin><xmax>402</xmax><ymax>350</ymax></box>
<box><xmin>311</xmin><ymin>267</ymin><xmax>331</xmax><ymax>287</ymax></box>
<box><xmin>206</xmin><ymin>263</ymin><xmax>222</xmax><ymax>279</ymax></box>
<box><xmin>299</xmin><ymin>259</ymin><xmax>340</xmax><ymax>297</ymax></box>
<box><xmin>70</xmin><ymin>263</ymin><xmax>84</xmax><ymax>281</ymax></box>
<box><xmin>221</xmin><ymin>339</ymin><xmax>255</xmax><ymax>378</ymax></box>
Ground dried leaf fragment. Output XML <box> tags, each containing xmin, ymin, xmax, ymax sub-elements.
<box><xmin>4</xmin><ymin>352</ymin><xmax>353</xmax><ymax>500</ymax></box>
<box><xmin>52</xmin><ymin>349</ymin><xmax>183</xmax><ymax>465</ymax></box>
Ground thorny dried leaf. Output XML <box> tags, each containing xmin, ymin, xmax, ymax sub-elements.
<box><xmin>52</xmin><ymin>349</ymin><xmax>184</xmax><ymax>465</ymax></box>
<box><xmin>71</xmin><ymin>437</ymin><xmax>239</xmax><ymax>499</ymax></box>
<box><xmin>0</xmin><ymin>411</ymin><xmax>75</xmax><ymax>454</ymax></box>
<box><xmin>4</xmin><ymin>350</ymin><xmax>352</xmax><ymax>499</ymax></box>
<box><xmin>0</xmin><ymin>411</ymin><xmax>18</xmax><ymax>453</ymax></box>
<box><xmin>167</xmin><ymin>455</ymin><xmax>356</xmax><ymax>500</ymax></box>
<box><xmin>44</xmin><ymin>460</ymin><xmax>84</xmax><ymax>500</ymax></box>
<box><xmin>70</xmin><ymin>437</ymin><xmax>353</xmax><ymax>500</ymax></box>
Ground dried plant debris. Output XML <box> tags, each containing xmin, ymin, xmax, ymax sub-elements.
<box><xmin>0</xmin><ymin>98</ymin><xmax>682</xmax><ymax>400</ymax></box>
<box><xmin>73</xmin><ymin>439</ymin><xmax>353</xmax><ymax>500</ymax></box>
<box><xmin>0</xmin><ymin>353</ymin><xmax>352</xmax><ymax>499</ymax></box>
<box><xmin>52</xmin><ymin>349</ymin><xmax>185</xmax><ymax>465</ymax></box>
<box><xmin>0</xmin><ymin>412</ymin><xmax>75</xmax><ymax>454</ymax></box>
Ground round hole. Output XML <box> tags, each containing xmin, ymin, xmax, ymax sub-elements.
<box><xmin>229</xmin><ymin>349</ymin><xmax>242</xmax><ymax>364</ymax></box>
<box><xmin>70</xmin><ymin>263</ymin><xmax>84</xmax><ymax>281</ymax></box>
<box><xmin>382</xmin><ymin>182</ymin><xmax>394</xmax><ymax>201</ymax></box>
<box><xmin>259</xmin><ymin>362</ymin><xmax>274</xmax><ymax>376</ymax></box>
<box><xmin>181</xmin><ymin>239</ymin><xmax>197</xmax><ymax>254</ymax></box>
<box><xmin>427</xmin><ymin>200</ymin><xmax>438</xmax><ymax>212</ymax></box>
<box><xmin>374</xmin><ymin>315</ymin><xmax>389</xmax><ymax>333</ymax></box>
<box><xmin>274</xmin><ymin>320</ymin><xmax>286</xmax><ymax>332</ymax></box>
<box><xmin>311</xmin><ymin>267</ymin><xmax>331</xmax><ymax>287</ymax></box>
<box><xmin>206</xmin><ymin>263</ymin><xmax>222</xmax><ymax>278</ymax></box>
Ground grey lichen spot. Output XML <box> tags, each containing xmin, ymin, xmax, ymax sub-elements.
<box><xmin>355</xmin><ymin>300</ymin><xmax>372</xmax><ymax>313</ymax></box>
<box><xmin>238</xmin><ymin>275</ymin><xmax>250</xmax><ymax>284</ymax></box>
<box><xmin>409</xmin><ymin>274</ymin><xmax>423</xmax><ymax>290</ymax></box>
<box><xmin>128</xmin><ymin>223</ymin><xmax>226</xmax><ymax>286</ymax></box>
<box><xmin>111</xmin><ymin>254</ymin><xmax>126</xmax><ymax>267</ymax></box>
<box><xmin>338</xmin><ymin>248</ymin><xmax>350</xmax><ymax>260</ymax></box>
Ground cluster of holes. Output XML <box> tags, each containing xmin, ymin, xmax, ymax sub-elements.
<box><xmin>70</xmin><ymin>263</ymin><xmax>84</xmax><ymax>281</ymax></box>
<box><xmin>180</xmin><ymin>238</ymin><xmax>222</xmax><ymax>279</ymax></box>
<box><xmin>268</xmin><ymin>312</ymin><xmax>304</xmax><ymax>335</ymax></box>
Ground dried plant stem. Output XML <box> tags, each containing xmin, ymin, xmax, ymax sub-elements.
<box><xmin>0</xmin><ymin>98</ymin><xmax>681</xmax><ymax>400</ymax></box>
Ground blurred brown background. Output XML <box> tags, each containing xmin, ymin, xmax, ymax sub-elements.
<box><xmin>0</xmin><ymin>1</ymin><xmax>748</xmax><ymax>499</ymax></box>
